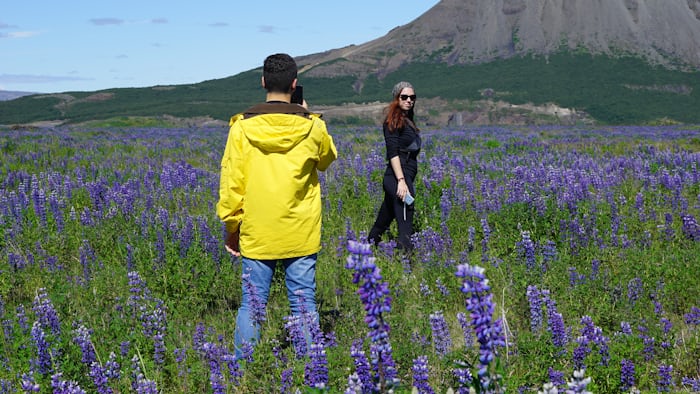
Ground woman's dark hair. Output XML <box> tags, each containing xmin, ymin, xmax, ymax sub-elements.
<box><xmin>384</xmin><ymin>98</ymin><xmax>416</xmax><ymax>133</ymax></box>
<box><xmin>263</xmin><ymin>53</ymin><xmax>297</xmax><ymax>93</ymax></box>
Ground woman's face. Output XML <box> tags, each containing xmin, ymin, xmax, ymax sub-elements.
<box><xmin>397</xmin><ymin>87</ymin><xmax>416</xmax><ymax>112</ymax></box>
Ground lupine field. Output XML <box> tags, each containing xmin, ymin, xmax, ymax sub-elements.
<box><xmin>1</xmin><ymin>124</ymin><xmax>699</xmax><ymax>393</ymax></box>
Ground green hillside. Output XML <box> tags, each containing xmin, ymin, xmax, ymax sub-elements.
<box><xmin>1</xmin><ymin>52</ymin><xmax>699</xmax><ymax>125</ymax></box>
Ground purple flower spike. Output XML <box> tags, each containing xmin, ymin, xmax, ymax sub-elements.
<box><xmin>455</xmin><ymin>263</ymin><xmax>505</xmax><ymax>390</ymax></box>
<box><xmin>412</xmin><ymin>355</ymin><xmax>435</xmax><ymax>394</ymax></box>
<box><xmin>346</xmin><ymin>240</ymin><xmax>398</xmax><ymax>391</ymax></box>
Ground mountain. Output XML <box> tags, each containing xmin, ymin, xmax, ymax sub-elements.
<box><xmin>0</xmin><ymin>90</ymin><xmax>37</xmax><ymax>101</ymax></box>
<box><xmin>297</xmin><ymin>0</ymin><xmax>700</xmax><ymax>86</ymax></box>
<box><xmin>2</xmin><ymin>0</ymin><xmax>700</xmax><ymax>126</ymax></box>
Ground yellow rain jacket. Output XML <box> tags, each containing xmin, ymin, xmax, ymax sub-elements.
<box><xmin>216</xmin><ymin>102</ymin><xmax>337</xmax><ymax>259</ymax></box>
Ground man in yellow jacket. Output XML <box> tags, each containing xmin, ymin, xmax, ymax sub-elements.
<box><xmin>216</xmin><ymin>53</ymin><xmax>337</xmax><ymax>356</ymax></box>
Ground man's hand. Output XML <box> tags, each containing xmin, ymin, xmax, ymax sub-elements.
<box><xmin>224</xmin><ymin>230</ymin><xmax>241</xmax><ymax>257</ymax></box>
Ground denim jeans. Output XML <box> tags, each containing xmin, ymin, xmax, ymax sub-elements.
<box><xmin>234</xmin><ymin>253</ymin><xmax>317</xmax><ymax>356</ymax></box>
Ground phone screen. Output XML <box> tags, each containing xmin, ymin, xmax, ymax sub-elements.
<box><xmin>291</xmin><ymin>85</ymin><xmax>303</xmax><ymax>104</ymax></box>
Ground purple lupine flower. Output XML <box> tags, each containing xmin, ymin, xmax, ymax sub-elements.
<box><xmin>284</xmin><ymin>314</ymin><xmax>310</xmax><ymax>359</ymax></box>
<box><xmin>681</xmin><ymin>214</ymin><xmax>700</xmax><ymax>241</ymax></box>
<box><xmin>526</xmin><ymin>285</ymin><xmax>544</xmax><ymax>333</ymax></box>
<box><xmin>304</xmin><ymin>343</ymin><xmax>328</xmax><ymax>389</ymax></box>
<box><xmin>657</xmin><ymin>364</ymin><xmax>674</xmax><ymax>392</ymax></box>
<box><xmin>79</xmin><ymin>239</ymin><xmax>96</xmax><ymax>286</ymax></box>
<box><xmin>435</xmin><ymin>278</ymin><xmax>450</xmax><ymax>296</ymax></box>
<box><xmin>566</xmin><ymin>369</ymin><xmax>592</xmax><ymax>393</ymax></box>
<box><xmin>664</xmin><ymin>213</ymin><xmax>675</xmax><ymax>240</ymax></box>
<box><xmin>517</xmin><ymin>230</ymin><xmax>536</xmax><ymax>271</ymax></box>
<box><xmin>572</xmin><ymin>335</ymin><xmax>591</xmax><ymax>370</ymax></box>
<box><xmin>548</xmin><ymin>367</ymin><xmax>565</xmax><ymax>388</ymax></box>
<box><xmin>50</xmin><ymin>373</ymin><xmax>86</xmax><ymax>394</ymax></box>
<box><xmin>453</xmin><ymin>366</ymin><xmax>473</xmax><ymax>394</ymax></box>
<box><xmin>72</xmin><ymin>324</ymin><xmax>97</xmax><ymax>365</ymax></box>
<box><xmin>620</xmin><ymin>359</ymin><xmax>635</xmax><ymax>392</ymax></box>
<box><xmin>456</xmin><ymin>312</ymin><xmax>473</xmax><ymax>348</ymax></box>
<box><xmin>88</xmin><ymin>362</ymin><xmax>114</xmax><ymax>394</ymax></box>
<box><xmin>620</xmin><ymin>321</ymin><xmax>632</xmax><ymax>335</ymax></box>
<box><xmin>345</xmin><ymin>240</ymin><xmax>397</xmax><ymax>390</ymax></box>
<box><xmin>411</xmin><ymin>355</ymin><xmax>435</xmax><ymax>394</ymax></box>
<box><xmin>538</xmin><ymin>382</ymin><xmax>558</xmax><ymax>394</ymax></box>
<box><xmin>30</xmin><ymin>321</ymin><xmax>53</xmax><ymax>376</ymax></box>
<box><xmin>467</xmin><ymin>226</ymin><xmax>475</xmax><ymax>253</ymax></box>
<box><xmin>440</xmin><ymin>189</ymin><xmax>452</xmax><ymax>221</ymax></box>
<box><xmin>120</xmin><ymin>341</ymin><xmax>131</xmax><ymax>357</ymax></box>
<box><xmin>635</xmin><ymin>192</ymin><xmax>645</xmax><ymax>221</ymax></box>
<box><xmin>16</xmin><ymin>304</ymin><xmax>29</xmax><ymax>334</ymax></box>
<box><xmin>577</xmin><ymin>316</ymin><xmax>610</xmax><ymax>367</ymax></box>
<box><xmin>420</xmin><ymin>281</ymin><xmax>432</xmax><ymax>296</ymax></box>
<box><xmin>346</xmin><ymin>372</ymin><xmax>363</xmax><ymax>394</ymax></box>
<box><xmin>8</xmin><ymin>253</ymin><xmax>27</xmax><ymax>270</ymax></box>
<box><xmin>371</xmin><ymin>342</ymin><xmax>399</xmax><ymax>388</ymax></box>
<box><xmin>32</xmin><ymin>187</ymin><xmax>47</xmax><ymax>226</ymax></box>
<box><xmin>685</xmin><ymin>306</ymin><xmax>700</xmax><ymax>325</ymax></box>
<box><xmin>590</xmin><ymin>259</ymin><xmax>600</xmax><ymax>281</ymax></box>
<box><xmin>681</xmin><ymin>377</ymin><xmax>700</xmax><ymax>391</ymax></box>
<box><xmin>543</xmin><ymin>291</ymin><xmax>568</xmax><ymax>350</ymax></box>
<box><xmin>640</xmin><ymin>330</ymin><xmax>656</xmax><ymax>361</ymax></box>
<box><xmin>174</xmin><ymin>348</ymin><xmax>187</xmax><ymax>377</ymax></box>
<box><xmin>126</xmin><ymin>244</ymin><xmax>135</xmax><ymax>271</ymax></box>
<box><xmin>48</xmin><ymin>191</ymin><xmax>64</xmax><ymax>232</ymax></box>
<box><xmin>104</xmin><ymin>352</ymin><xmax>120</xmax><ymax>380</ymax></box>
<box><xmin>429</xmin><ymin>311</ymin><xmax>452</xmax><ymax>356</ymax></box>
<box><xmin>627</xmin><ymin>277</ymin><xmax>643</xmax><ymax>306</ymax></box>
<box><xmin>281</xmin><ymin>367</ymin><xmax>294</xmax><ymax>393</ymax></box>
<box><xmin>130</xmin><ymin>355</ymin><xmax>158</xmax><ymax>394</ymax></box>
<box><xmin>568</xmin><ymin>267</ymin><xmax>586</xmax><ymax>287</ymax></box>
<box><xmin>32</xmin><ymin>288</ymin><xmax>61</xmax><ymax>336</ymax></box>
<box><xmin>242</xmin><ymin>272</ymin><xmax>267</xmax><ymax>328</ymax></box>
<box><xmin>350</xmin><ymin>339</ymin><xmax>374</xmax><ymax>393</ymax></box>
<box><xmin>455</xmin><ymin>263</ymin><xmax>506</xmax><ymax>390</ymax></box>
<box><xmin>20</xmin><ymin>372</ymin><xmax>40</xmax><ymax>392</ymax></box>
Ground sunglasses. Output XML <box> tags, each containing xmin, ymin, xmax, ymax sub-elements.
<box><xmin>399</xmin><ymin>94</ymin><xmax>417</xmax><ymax>101</ymax></box>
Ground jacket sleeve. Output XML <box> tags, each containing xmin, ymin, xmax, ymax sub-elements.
<box><xmin>315</xmin><ymin>119</ymin><xmax>338</xmax><ymax>171</ymax></box>
<box><xmin>216</xmin><ymin>121</ymin><xmax>246</xmax><ymax>233</ymax></box>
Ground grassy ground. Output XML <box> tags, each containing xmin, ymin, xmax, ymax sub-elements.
<box><xmin>1</xmin><ymin>124</ymin><xmax>699</xmax><ymax>393</ymax></box>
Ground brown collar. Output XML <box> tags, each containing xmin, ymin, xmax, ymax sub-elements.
<box><xmin>243</xmin><ymin>102</ymin><xmax>311</xmax><ymax>119</ymax></box>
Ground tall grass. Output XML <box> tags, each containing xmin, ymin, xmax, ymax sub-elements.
<box><xmin>1</xmin><ymin>124</ymin><xmax>699</xmax><ymax>393</ymax></box>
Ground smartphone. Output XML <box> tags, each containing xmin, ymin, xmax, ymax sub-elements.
<box><xmin>404</xmin><ymin>193</ymin><xmax>414</xmax><ymax>205</ymax></box>
<box><xmin>291</xmin><ymin>85</ymin><xmax>303</xmax><ymax>104</ymax></box>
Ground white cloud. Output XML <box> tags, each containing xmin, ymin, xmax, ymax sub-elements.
<box><xmin>90</xmin><ymin>18</ymin><xmax>125</xmax><ymax>26</ymax></box>
<box><xmin>0</xmin><ymin>30</ymin><xmax>41</xmax><ymax>39</ymax></box>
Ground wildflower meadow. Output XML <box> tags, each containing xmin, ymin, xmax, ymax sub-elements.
<box><xmin>1</xmin><ymin>124</ymin><xmax>699</xmax><ymax>393</ymax></box>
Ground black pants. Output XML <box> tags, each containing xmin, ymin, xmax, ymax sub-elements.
<box><xmin>368</xmin><ymin>173</ymin><xmax>415</xmax><ymax>250</ymax></box>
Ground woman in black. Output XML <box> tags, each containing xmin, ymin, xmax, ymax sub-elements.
<box><xmin>368</xmin><ymin>81</ymin><xmax>421</xmax><ymax>250</ymax></box>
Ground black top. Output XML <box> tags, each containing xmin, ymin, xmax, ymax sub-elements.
<box><xmin>383</xmin><ymin>119</ymin><xmax>421</xmax><ymax>179</ymax></box>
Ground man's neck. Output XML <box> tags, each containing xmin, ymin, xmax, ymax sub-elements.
<box><xmin>266</xmin><ymin>92</ymin><xmax>291</xmax><ymax>103</ymax></box>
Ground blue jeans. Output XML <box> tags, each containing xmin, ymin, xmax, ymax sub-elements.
<box><xmin>234</xmin><ymin>253</ymin><xmax>318</xmax><ymax>356</ymax></box>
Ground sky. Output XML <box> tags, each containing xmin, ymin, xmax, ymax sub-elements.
<box><xmin>1</xmin><ymin>1</ymin><xmax>440</xmax><ymax>94</ymax></box>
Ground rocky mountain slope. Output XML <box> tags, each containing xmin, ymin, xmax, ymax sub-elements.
<box><xmin>297</xmin><ymin>0</ymin><xmax>700</xmax><ymax>89</ymax></box>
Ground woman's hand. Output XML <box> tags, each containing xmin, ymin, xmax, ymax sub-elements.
<box><xmin>396</xmin><ymin>178</ymin><xmax>409</xmax><ymax>200</ymax></box>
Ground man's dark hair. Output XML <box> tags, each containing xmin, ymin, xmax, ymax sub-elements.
<box><xmin>263</xmin><ymin>53</ymin><xmax>297</xmax><ymax>94</ymax></box>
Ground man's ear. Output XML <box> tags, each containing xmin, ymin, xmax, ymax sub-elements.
<box><xmin>291</xmin><ymin>78</ymin><xmax>298</xmax><ymax>90</ymax></box>
<box><xmin>261</xmin><ymin>76</ymin><xmax>266</xmax><ymax>89</ymax></box>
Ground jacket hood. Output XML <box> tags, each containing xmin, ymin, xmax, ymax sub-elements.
<box><xmin>232</xmin><ymin>102</ymin><xmax>316</xmax><ymax>153</ymax></box>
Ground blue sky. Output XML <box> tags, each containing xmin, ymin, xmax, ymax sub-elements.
<box><xmin>1</xmin><ymin>1</ymin><xmax>440</xmax><ymax>93</ymax></box>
